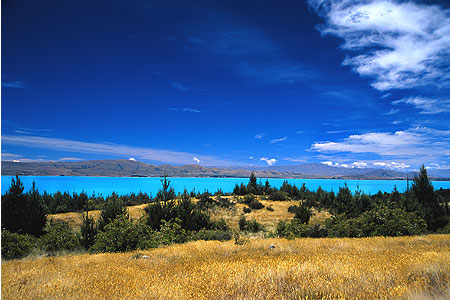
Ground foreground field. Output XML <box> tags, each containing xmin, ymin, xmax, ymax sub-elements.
<box><xmin>2</xmin><ymin>235</ymin><xmax>450</xmax><ymax>300</ymax></box>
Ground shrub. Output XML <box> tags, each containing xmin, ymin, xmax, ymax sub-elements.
<box><xmin>243</xmin><ymin>194</ymin><xmax>264</xmax><ymax>210</ymax></box>
<box><xmin>190</xmin><ymin>229</ymin><xmax>232</xmax><ymax>241</ymax></box>
<box><xmin>238</xmin><ymin>216</ymin><xmax>264</xmax><ymax>232</ymax></box>
<box><xmin>39</xmin><ymin>220</ymin><xmax>80</xmax><ymax>253</ymax></box>
<box><xmin>80</xmin><ymin>212</ymin><xmax>97</xmax><ymax>251</ymax></box>
<box><xmin>92</xmin><ymin>215</ymin><xmax>157</xmax><ymax>253</ymax></box>
<box><xmin>294</xmin><ymin>202</ymin><xmax>312</xmax><ymax>224</ymax></box>
<box><xmin>266</xmin><ymin>205</ymin><xmax>274</xmax><ymax>211</ymax></box>
<box><xmin>243</xmin><ymin>207</ymin><xmax>252</xmax><ymax>214</ymax></box>
<box><xmin>276</xmin><ymin>219</ymin><xmax>309</xmax><ymax>238</ymax></box>
<box><xmin>1</xmin><ymin>230</ymin><xmax>35</xmax><ymax>260</ymax></box>
<box><xmin>97</xmin><ymin>193</ymin><xmax>128</xmax><ymax>231</ymax></box>
<box><xmin>156</xmin><ymin>218</ymin><xmax>188</xmax><ymax>245</ymax></box>
<box><xmin>269</xmin><ymin>191</ymin><xmax>288</xmax><ymax>201</ymax></box>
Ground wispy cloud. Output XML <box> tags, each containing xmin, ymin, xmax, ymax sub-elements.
<box><xmin>270</xmin><ymin>136</ymin><xmax>288</xmax><ymax>144</ymax></box>
<box><xmin>193</xmin><ymin>156</ymin><xmax>201</xmax><ymax>164</ymax></box>
<box><xmin>308</xmin><ymin>0</ymin><xmax>450</xmax><ymax>90</ymax></box>
<box><xmin>255</xmin><ymin>133</ymin><xmax>265</xmax><ymax>139</ymax></box>
<box><xmin>169</xmin><ymin>107</ymin><xmax>202</xmax><ymax>113</ymax></box>
<box><xmin>2</xmin><ymin>135</ymin><xmax>242</xmax><ymax>166</ymax></box>
<box><xmin>322</xmin><ymin>160</ymin><xmax>409</xmax><ymax>170</ymax></box>
<box><xmin>185</xmin><ymin>12</ymin><xmax>315</xmax><ymax>85</ymax></box>
<box><xmin>383</xmin><ymin>109</ymin><xmax>400</xmax><ymax>115</ymax></box>
<box><xmin>2</xmin><ymin>81</ymin><xmax>26</xmax><ymax>88</ymax></box>
<box><xmin>168</xmin><ymin>82</ymin><xmax>189</xmax><ymax>91</ymax></box>
<box><xmin>260</xmin><ymin>157</ymin><xmax>277</xmax><ymax>166</ymax></box>
<box><xmin>59</xmin><ymin>157</ymin><xmax>84</xmax><ymax>161</ymax></box>
<box><xmin>393</xmin><ymin>96</ymin><xmax>450</xmax><ymax>114</ymax></box>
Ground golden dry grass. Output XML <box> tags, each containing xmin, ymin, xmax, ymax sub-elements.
<box><xmin>2</xmin><ymin>235</ymin><xmax>450</xmax><ymax>300</ymax></box>
<box><xmin>48</xmin><ymin>197</ymin><xmax>330</xmax><ymax>232</ymax></box>
<box><xmin>49</xmin><ymin>204</ymin><xmax>148</xmax><ymax>229</ymax></box>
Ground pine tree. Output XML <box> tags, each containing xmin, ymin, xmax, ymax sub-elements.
<box><xmin>411</xmin><ymin>165</ymin><xmax>447</xmax><ymax>231</ymax></box>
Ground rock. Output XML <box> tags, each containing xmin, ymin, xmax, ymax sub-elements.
<box><xmin>268</xmin><ymin>244</ymin><xmax>275</xmax><ymax>249</ymax></box>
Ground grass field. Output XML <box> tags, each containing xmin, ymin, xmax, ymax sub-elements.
<box><xmin>2</xmin><ymin>235</ymin><xmax>450</xmax><ymax>300</ymax></box>
<box><xmin>48</xmin><ymin>197</ymin><xmax>331</xmax><ymax>231</ymax></box>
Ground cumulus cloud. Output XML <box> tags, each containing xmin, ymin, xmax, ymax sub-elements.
<box><xmin>129</xmin><ymin>157</ymin><xmax>136</xmax><ymax>161</ymax></box>
<box><xmin>311</xmin><ymin>127</ymin><xmax>450</xmax><ymax>165</ymax></box>
<box><xmin>308</xmin><ymin>0</ymin><xmax>450</xmax><ymax>90</ymax></box>
<box><xmin>193</xmin><ymin>156</ymin><xmax>201</xmax><ymax>164</ymax></box>
<box><xmin>260</xmin><ymin>157</ymin><xmax>277</xmax><ymax>166</ymax></box>
<box><xmin>373</xmin><ymin>161</ymin><xmax>410</xmax><ymax>169</ymax></box>
<box><xmin>393</xmin><ymin>96</ymin><xmax>450</xmax><ymax>114</ymax></box>
<box><xmin>270</xmin><ymin>137</ymin><xmax>288</xmax><ymax>144</ymax></box>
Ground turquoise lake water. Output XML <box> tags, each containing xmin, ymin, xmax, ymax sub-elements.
<box><xmin>2</xmin><ymin>176</ymin><xmax>450</xmax><ymax>196</ymax></box>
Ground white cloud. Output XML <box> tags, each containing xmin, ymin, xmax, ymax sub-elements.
<box><xmin>374</xmin><ymin>161</ymin><xmax>410</xmax><ymax>169</ymax></box>
<box><xmin>393</xmin><ymin>96</ymin><xmax>450</xmax><ymax>114</ymax></box>
<box><xmin>321</xmin><ymin>161</ymin><xmax>334</xmax><ymax>166</ymax></box>
<box><xmin>193</xmin><ymin>156</ymin><xmax>201</xmax><ymax>164</ymax></box>
<box><xmin>169</xmin><ymin>107</ymin><xmax>202</xmax><ymax>113</ymax></box>
<box><xmin>2</xmin><ymin>135</ymin><xmax>242</xmax><ymax>166</ymax></box>
<box><xmin>270</xmin><ymin>136</ymin><xmax>288</xmax><ymax>144</ymax></box>
<box><xmin>249</xmin><ymin>156</ymin><xmax>254</xmax><ymax>159</ymax></box>
<box><xmin>255</xmin><ymin>133</ymin><xmax>265</xmax><ymax>139</ymax></box>
<box><xmin>129</xmin><ymin>157</ymin><xmax>136</xmax><ymax>161</ymax></box>
<box><xmin>351</xmin><ymin>161</ymin><xmax>368</xmax><ymax>168</ymax></box>
<box><xmin>383</xmin><ymin>109</ymin><xmax>400</xmax><ymax>115</ymax></box>
<box><xmin>309</xmin><ymin>0</ymin><xmax>450</xmax><ymax>90</ymax></box>
<box><xmin>260</xmin><ymin>157</ymin><xmax>277</xmax><ymax>166</ymax></box>
<box><xmin>311</xmin><ymin>127</ymin><xmax>450</xmax><ymax>166</ymax></box>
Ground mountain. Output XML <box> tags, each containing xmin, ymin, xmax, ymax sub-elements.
<box><xmin>2</xmin><ymin>159</ymin><xmax>448</xmax><ymax>179</ymax></box>
<box><xmin>1</xmin><ymin>160</ymin><xmax>307</xmax><ymax>178</ymax></box>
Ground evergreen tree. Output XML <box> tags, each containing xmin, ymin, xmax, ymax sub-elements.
<box><xmin>97</xmin><ymin>192</ymin><xmax>128</xmax><ymax>231</ymax></box>
<box><xmin>155</xmin><ymin>175</ymin><xmax>176</xmax><ymax>202</ymax></box>
<box><xmin>1</xmin><ymin>176</ymin><xmax>46</xmax><ymax>237</ymax></box>
<box><xmin>411</xmin><ymin>165</ymin><xmax>447</xmax><ymax>231</ymax></box>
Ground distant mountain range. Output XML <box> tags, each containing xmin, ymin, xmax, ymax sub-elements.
<box><xmin>2</xmin><ymin>159</ymin><xmax>450</xmax><ymax>180</ymax></box>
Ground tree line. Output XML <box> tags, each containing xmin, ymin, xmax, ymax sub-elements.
<box><xmin>2</xmin><ymin>165</ymin><xmax>449</xmax><ymax>260</ymax></box>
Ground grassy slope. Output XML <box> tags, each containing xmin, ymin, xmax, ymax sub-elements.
<box><xmin>48</xmin><ymin>197</ymin><xmax>331</xmax><ymax>231</ymax></box>
<box><xmin>2</xmin><ymin>235</ymin><xmax>450</xmax><ymax>300</ymax></box>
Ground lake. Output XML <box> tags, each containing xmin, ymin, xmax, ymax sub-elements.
<box><xmin>2</xmin><ymin>175</ymin><xmax>450</xmax><ymax>196</ymax></box>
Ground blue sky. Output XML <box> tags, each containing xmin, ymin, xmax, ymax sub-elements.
<box><xmin>2</xmin><ymin>0</ymin><xmax>450</xmax><ymax>171</ymax></box>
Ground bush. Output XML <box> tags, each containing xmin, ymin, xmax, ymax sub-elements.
<box><xmin>80</xmin><ymin>212</ymin><xmax>97</xmax><ymax>250</ymax></box>
<box><xmin>39</xmin><ymin>220</ymin><xmax>80</xmax><ymax>253</ymax></box>
<box><xmin>294</xmin><ymin>202</ymin><xmax>312</xmax><ymax>224</ymax></box>
<box><xmin>190</xmin><ymin>229</ymin><xmax>232</xmax><ymax>241</ymax></box>
<box><xmin>243</xmin><ymin>207</ymin><xmax>252</xmax><ymax>214</ymax></box>
<box><xmin>266</xmin><ymin>205</ymin><xmax>274</xmax><ymax>212</ymax></box>
<box><xmin>92</xmin><ymin>215</ymin><xmax>157</xmax><ymax>253</ymax></box>
<box><xmin>1</xmin><ymin>230</ymin><xmax>35</xmax><ymax>260</ymax></box>
<box><xmin>276</xmin><ymin>219</ymin><xmax>309</xmax><ymax>238</ymax></box>
<box><xmin>97</xmin><ymin>193</ymin><xmax>128</xmax><ymax>231</ymax></box>
<box><xmin>269</xmin><ymin>191</ymin><xmax>288</xmax><ymax>201</ymax></box>
<box><xmin>238</xmin><ymin>216</ymin><xmax>264</xmax><ymax>232</ymax></box>
<box><xmin>156</xmin><ymin>218</ymin><xmax>188</xmax><ymax>245</ymax></box>
<box><xmin>243</xmin><ymin>194</ymin><xmax>264</xmax><ymax>210</ymax></box>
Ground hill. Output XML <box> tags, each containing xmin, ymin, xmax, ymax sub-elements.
<box><xmin>2</xmin><ymin>159</ymin><xmax>449</xmax><ymax>179</ymax></box>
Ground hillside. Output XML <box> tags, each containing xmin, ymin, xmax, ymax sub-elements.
<box><xmin>4</xmin><ymin>159</ymin><xmax>447</xmax><ymax>179</ymax></box>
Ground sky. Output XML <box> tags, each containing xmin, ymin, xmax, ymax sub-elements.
<box><xmin>2</xmin><ymin>0</ymin><xmax>450</xmax><ymax>171</ymax></box>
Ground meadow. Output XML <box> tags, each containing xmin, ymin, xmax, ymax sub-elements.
<box><xmin>48</xmin><ymin>197</ymin><xmax>331</xmax><ymax>232</ymax></box>
<box><xmin>2</xmin><ymin>235</ymin><xmax>450</xmax><ymax>300</ymax></box>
